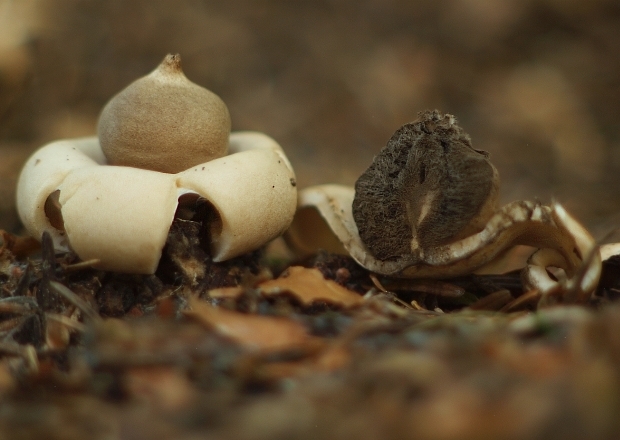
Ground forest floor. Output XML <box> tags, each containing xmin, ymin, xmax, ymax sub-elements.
<box><xmin>2</xmin><ymin>221</ymin><xmax>620</xmax><ymax>440</ymax></box>
<box><xmin>2</xmin><ymin>2</ymin><xmax>620</xmax><ymax>439</ymax></box>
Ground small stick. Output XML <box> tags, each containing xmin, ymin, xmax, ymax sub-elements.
<box><xmin>49</xmin><ymin>281</ymin><xmax>100</xmax><ymax>323</ymax></box>
<box><xmin>500</xmin><ymin>289</ymin><xmax>541</xmax><ymax>313</ymax></box>
<box><xmin>382</xmin><ymin>279</ymin><xmax>466</xmax><ymax>297</ymax></box>
<box><xmin>62</xmin><ymin>259</ymin><xmax>101</xmax><ymax>273</ymax></box>
<box><xmin>369</xmin><ymin>273</ymin><xmax>389</xmax><ymax>293</ymax></box>
<box><xmin>46</xmin><ymin>313</ymin><xmax>88</xmax><ymax>333</ymax></box>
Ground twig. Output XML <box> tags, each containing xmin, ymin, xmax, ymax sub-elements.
<box><xmin>49</xmin><ymin>281</ymin><xmax>101</xmax><ymax>323</ymax></box>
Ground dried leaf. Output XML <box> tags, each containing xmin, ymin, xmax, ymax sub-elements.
<box><xmin>258</xmin><ymin>266</ymin><xmax>363</xmax><ymax>307</ymax></box>
<box><xmin>0</xmin><ymin>361</ymin><xmax>16</xmax><ymax>395</ymax></box>
<box><xmin>125</xmin><ymin>366</ymin><xmax>195</xmax><ymax>411</ymax></box>
<box><xmin>185</xmin><ymin>297</ymin><xmax>314</xmax><ymax>352</ymax></box>
<box><xmin>45</xmin><ymin>318</ymin><xmax>71</xmax><ymax>350</ymax></box>
<box><xmin>0</xmin><ymin>230</ymin><xmax>40</xmax><ymax>259</ymax></box>
<box><xmin>313</xmin><ymin>344</ymin><xmax>351</xmax><ymax>371</ymax></box>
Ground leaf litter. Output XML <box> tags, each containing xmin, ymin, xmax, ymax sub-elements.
<box><xmin>2</xmin><ymin>220</ymin><xmax>620</xmax><ymax>439</ymax></box>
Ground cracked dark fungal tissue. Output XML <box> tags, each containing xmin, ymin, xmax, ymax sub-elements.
<box><xmin>352</xmin><ymin>110</ymin><xmax>499</xmax><ymax>261</ymax></box>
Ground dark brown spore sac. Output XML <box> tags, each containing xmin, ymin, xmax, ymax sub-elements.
<box><xmin>353</xmin><ymin>110</ymin><xmax>495</xmax><ymax>261</ymax></box>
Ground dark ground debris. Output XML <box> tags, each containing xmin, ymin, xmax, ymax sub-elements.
<box><xmin>2</xmin><ymin>224</ymin><xmax>620</xmax><ymax>440</ymax></box>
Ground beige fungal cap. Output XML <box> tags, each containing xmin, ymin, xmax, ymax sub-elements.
<box><xmin>98</xmin><ymin>53</ymin><xmax>231</xmax><ymax>174</ymax></box>
<box><xmin>17</xmin><ymin>54</ymin><xmax>296</xmax><ymax>274</ymax></box>
<box><xmin>17</xmin><ymin>132</ymin><xmax>297</xmax><ymax>274</ymax></box>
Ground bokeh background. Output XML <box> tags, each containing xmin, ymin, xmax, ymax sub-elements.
<box><xmin>1</xmin><ymin>0</ymin><xmax>619</xmax><ymax>238</ymax></box>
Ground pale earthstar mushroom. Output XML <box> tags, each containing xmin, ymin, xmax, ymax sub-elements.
<box><xmin>285</xmin><ymin>110</ymin><xmax>601</xmax><ymax>303</ymax></box>
<box><xmin>16</xmin><ymin>55</ymin><xmax>297</xmax><ymax>274</ymax></box>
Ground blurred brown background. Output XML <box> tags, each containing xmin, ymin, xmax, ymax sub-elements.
<box><xmin>1</xmin><ymin>0</ymin><xmax>619</xmax><ymax>238</ymax></box>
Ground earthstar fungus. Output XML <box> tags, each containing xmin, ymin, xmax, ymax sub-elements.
<box><xmin>286</xmin><ymin>111</ymin><xmax>601</xmax><ymax>302</ymax></box>
<box><xmin>17</xmin><ymin>55</ymin><xmax>297</xmax><ymax>274</ymax></box>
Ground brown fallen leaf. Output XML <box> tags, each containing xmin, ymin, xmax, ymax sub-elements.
<box><xmin>235</xmin><ymin>340</ymin><xmax>352</xmax><ymax>385</ymax></box>
<box><xmin>313</xmin><ymin>343</ymin><xmax>351</xmax><ymax>371</ymax></box>
<box><xmin>185</xmin><ymin>297</ymin><xmax>315</xmax><ymax>352</ymax></box>
<box><xmin>258</xmin><ymin>266</ymin><xmax>364</xmax><ymax>307</ymax></box>
<box><xmin>45</xmin><ymin>316</ymin><xmax>71</xmax><ymax>350</ymax></box>
<box><xmin>125</xmin><ymin>366</ymin><xmax>196</xmax><ymax>412</ymax></box>
<box><xmin>0</xmin><ymin>361</ymin><xmax>16</xmax><ymax>396</ymax></box>
<box><xmin>0</xmin><ymin>230</ymin><xmax>40</xmax><ymax>259</ymax></box>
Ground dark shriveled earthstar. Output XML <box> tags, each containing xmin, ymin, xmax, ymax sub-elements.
<box><xmin>285</xmin><ymin>110</ymin><xmax>600</xmax><ymax>303</ymax></box>
<box><xmin>353</xmin><ymin>110</ymin><xmax>499</xmax><ymax>261</ymax></box>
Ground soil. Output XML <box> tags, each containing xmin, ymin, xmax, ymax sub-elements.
<box><xmin>1</xmin><ymin>219</ymin><xmax>620</xmax><ymax>439</ymax></box>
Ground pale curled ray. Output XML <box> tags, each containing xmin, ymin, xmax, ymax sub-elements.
<box><xmin>600</xmin><ymin>243</ymin><xmax>620</xmax><ymax>261</ymax></box>
<box><xmin>286</xmin><ymin>184</ymin><xmax>416</xmax><ymax>275</ymax></box>
<box><xmin>523</xmin><ymin>202</ymin><xmax>601</xmax><ymax>301</ymax></box>
<box><xmin>16</xmin><ymin>137</ymin><xmax>106</xmax><ymax>252</ymax></box>
<box><xmin>287</xmin><ymin>185</ymin><xmax>601</xmax><ymax>298</ymax></box>
<box><xmin>16</xmin><ymin>132</ymin><xmax>297</xmax><ymax>274</ymax></box>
